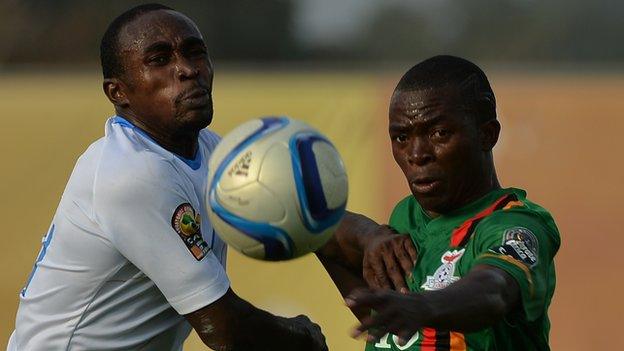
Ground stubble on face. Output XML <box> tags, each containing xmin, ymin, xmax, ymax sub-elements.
<box><xmin>115</xmin><ymin>10</ymin><xmax>214</xmax><ymax>136</ymax></box>
<box><xmin>389</xmin><ymin>88</ymin><xmax>493</xmax><ymax>216</ymax></box>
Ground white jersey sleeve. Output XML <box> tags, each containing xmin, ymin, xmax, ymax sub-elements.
<box><xmin>93</xmin><ymin>157</ymin><xmax>230</xmax><ymax>315</ymax></box>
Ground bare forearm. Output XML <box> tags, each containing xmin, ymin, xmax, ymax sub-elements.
<box><xmin>318</xmin><ymin>211</ymin><xmax>418</xmax><ymax>294</ymax></box>
<box><xmin>187</xmin><ymin>290</ymin><xmax>317</xmax><ymax>351</ymax></box>
<box><xmin>233</xmin><ymin>307</ymin><xmax>311</xmax><ymax>350</ymax></box>
<box><xmin>421</xmin><ymin>265</ymin><xmax>519</xmax><ymax>332</ymax></box>
<box><xmin>347</xmin><ymin>265</ymin><xmax>521</xmax><ymax>340</ymax></box>
<box><xmin>316</xmin><ymin>211</ymin><xmax>379</xmax><ymax>271</ymax></box>
<box><xmin>315</xmin><ymin>211</ymin><xmax>380</xmax><ymax>305</ymax></box>
<box><xmin>317</xmin><ymin>253</ymin><xmax>369</xmax><ymax>321</ymax></box>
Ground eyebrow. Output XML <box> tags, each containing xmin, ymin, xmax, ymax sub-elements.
<box><xmin>143</xmin><ymin>41</ymin><xmax>173</xmax><ymax>55</ymax></box>
<box><xmin>180</xmin><ymin>36</ymin><xmax>206</xmax><ymax>49</ymax></box>
<box><xmin>389</xmin><ymin>114</ymin><xmax>448</xmax><ymax>132</ymax></box>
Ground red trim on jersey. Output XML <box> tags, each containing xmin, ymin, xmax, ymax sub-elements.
<box><xmin>422</xmin><ymin>328</ymin><xmax>437</xmax><ymax>351</ymax></box>
<box><xmin>450</xmin><ymin>194</ymin><xmax>517</xmax><ymax>247</ymax></box>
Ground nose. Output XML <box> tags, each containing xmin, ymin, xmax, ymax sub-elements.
<box><xmin>407</xmin><ymin>138</ymin><xmax>434</xmax><ymax>166</ymax></box>
<box><xmin>176</xmin><ymin>56</ymin><xmax>199</xmax><ymax>80</ymax></box>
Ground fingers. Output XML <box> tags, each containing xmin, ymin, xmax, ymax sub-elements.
<box><xmin>345</xmin><ymin>288</ymin><xmax>384</xmax><ymax>310</ymax></box>
<box><xmin>362</xmin><ymin>231</ymin><xmax>418</xmax><ymax>293</ymax></box>
<box><xmin>365</xmin><ymin>252</ymin><xmax>392</xmax><ymax>290</ymax></box>
<box><xmin>403</xmin><ymin>237</ymin><xmax>418</xmax><ymax>264</ymax></box>
<box><xmin>295</xmin><ymin>314</ymin><xmax>328</xmax><ymax>351</ymax></box>
<box><xmin>362</xmin><ymin>257</ymin><xmax>380</xmax><ymax>290</ymax></box>
<box><xmin>391</xmin><ymin>238</ymin><xmax>417</xmax><ymax>288</ymax></box>
<box><xmin>309</xmin><ymin>323</ymin><xmax>328</xmax><ymax>351</ymax></box>
<box><xmin>351</xmin><ymin>312</ymin><xmax>393</xmax><ymax>341</ymax></box>
<box><xmin>380</xmin><ymin>248</ymin><xmax>409</xmax><ymax>293</ymax></box>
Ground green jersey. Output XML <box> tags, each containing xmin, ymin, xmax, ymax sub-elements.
<box><xmin>365</xmin><ymin>188</ymin><xmax>560</xmax><ymax>351</ymax></box>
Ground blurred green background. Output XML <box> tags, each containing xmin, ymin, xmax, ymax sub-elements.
<box><xmin>2</xmin><ymin>1</ymin><xmax>624</xmax><ymax>350</ymax></box>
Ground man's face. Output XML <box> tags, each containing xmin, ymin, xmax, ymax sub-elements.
<box><xmin>116</xmin><ymin>10</ymin><xmax>213</xmax><ymax>133</ymax></box>
<box><xmin>389</xmin><ymin>88</ymin><xmax>489</xmax><ymax>215</ymax></box>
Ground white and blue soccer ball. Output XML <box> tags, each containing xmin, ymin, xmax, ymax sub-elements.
<box><xmin>206</xmin><ymin>117</ymin><xmax>348</xmax><ymax>261</ymax></box>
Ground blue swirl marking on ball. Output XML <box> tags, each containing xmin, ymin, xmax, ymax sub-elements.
<box><xmin>289</xmin><ymin>131</ymin><xmax>347</xmax><ymax>233</ymax></box>
<box><xmin>209</xmin><ymin>117</ymin><xmax>295</xmax><ymax>260</ymax></box>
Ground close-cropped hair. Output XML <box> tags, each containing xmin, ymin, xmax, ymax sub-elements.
<box><xmin>100</xmin><ymin>3</ymin><xmax>174</xmax><ymax>79</ymax></box>
<box><xmin>396</xmin><ymin>55</ymin><xmax>497</xmax><ymax>123</ymax></box>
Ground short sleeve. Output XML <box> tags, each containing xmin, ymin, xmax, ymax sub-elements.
<box><xmin>93</xmin><ymin>167</ymin><xmax>230</xmax><ymax>315</ymax></box>
<box><xmin>470</xmin><ymin>209</ymin><xmax>559</xmax><ymax>321</ymax></box>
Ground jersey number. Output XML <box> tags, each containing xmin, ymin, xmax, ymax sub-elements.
<box><xmin>374</xmin><ymin>332</ymin><xmax>419</xmax><ymax>350</ymax></box>
<box><xmin>21</xmin><ymin>224</ymin><xmax>55</xmax><ymax>297</ymax></box>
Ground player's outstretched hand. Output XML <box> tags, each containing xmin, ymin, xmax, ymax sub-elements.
<box><xmin>345</xmin><ymin>288</ymin><xmax>425</xmax><ymax>345</ymax></box>
<box><xmin>290</xmin><ymin>314</ymin><xmax>329</xmax><ymax>351</ymax></box>
<box><xmin>363</xmin><ymin>225</ymin><xmax>417</xmax><ymax>292</ymax></box>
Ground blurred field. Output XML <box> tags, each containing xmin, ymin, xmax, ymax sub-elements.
<box><xmin>1</xmin><ymin>70</ymin><xmax>623</xmax><ymax>350</ymax></box>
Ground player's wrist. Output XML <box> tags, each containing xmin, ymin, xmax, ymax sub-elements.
<box><xmin>359</xmin><ymin>224</ymin><xmax>396</xmax><ymax>252</ymax></box>
<box><xmin>413</xmin><ymin>291</ymin><xmax>441</xmax><ymax>328</ymax></box>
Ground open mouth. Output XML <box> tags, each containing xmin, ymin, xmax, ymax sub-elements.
<box><xmin>410</xmin><ymin>177</ymin><xmax>441</xmax><ymax>194</ymax></box>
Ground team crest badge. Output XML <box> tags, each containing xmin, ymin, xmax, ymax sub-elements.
<box><xmin>172</xmin><ymin>203</ymin><xmax>210</xmax><ymax>261</ymax></box>
<box><xmin>421</xmin><ymin>249</ymin><xmax>465</xmax><ymax>291</ymax></box>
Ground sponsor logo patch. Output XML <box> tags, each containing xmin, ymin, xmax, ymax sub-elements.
<box><xmin>421</xmin><ymin>249</ymin><xmax>465</xmax><ymax>291</ymax></box>
<box><xmin>172</xmin><ymin>203</ymin><xmax>210</xmax><ymax>261</ymax></box>
<box><xmin>490</xmin><ymin>227</ymin><xmax>538</xmax><ymax>268</ymax></box>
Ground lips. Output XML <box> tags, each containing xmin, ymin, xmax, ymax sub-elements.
<box><xmin>410</xmin><ymin>176</ymin><xmax>442</xmax><ymax>194</ymax></box>
<box><xmin>180</xmin><ymin>87</ymin><xmax>209</xmax><ymax>101</ymax></box>
<box><xmin>178</xmin><ymin>87</ymin><xmax>210</xmax><ymax>109</ymax></box>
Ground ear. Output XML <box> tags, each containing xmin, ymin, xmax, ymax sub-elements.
<box><xmin>103</xmin><ymin>78</ymin><xmax>129</xmax><ymax>108</ymax></box>
<box><xmin>479</xmin><ymin>119</ymin><xmax>501</xmax><ymax>151</ymax></box>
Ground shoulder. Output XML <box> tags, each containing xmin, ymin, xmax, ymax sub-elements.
<box><xmin>476</xmin><ymin>190</ymin><xmax>561</xmax><ymax>249</ymax></box>
<box><xmin>93</xmin><ymin>132</ymin><xmax>188</xmax><ymax>210</ymax></box>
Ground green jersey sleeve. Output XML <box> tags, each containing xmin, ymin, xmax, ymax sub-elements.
<box><xmin>469</xmin><ymin>207</ymin><xmax>560</xmax><ymax>322</ymax></box>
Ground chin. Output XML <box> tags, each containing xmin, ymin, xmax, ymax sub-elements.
<box><xmin>180</xmin><ymin>107</ymin><xmax>213</xmax><ymax>130</ymax></box>
<box><xmin>412</xmin><ymin>193</ymin><xmax>451</xmax><ymax>215</ymax></box>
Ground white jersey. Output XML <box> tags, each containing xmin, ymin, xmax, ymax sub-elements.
<box><xmin>8</xmin><ymin>116</ymin><xmax>230</xmax><ymax>351</ymax></box>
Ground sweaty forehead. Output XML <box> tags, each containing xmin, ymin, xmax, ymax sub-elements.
<box><xmin>117</xmin><ymin>10</ymin><xmax>203</xmax><ymax>52</ymax></box>
<box><xmin>389</xmin><ymin>88</ymin><xmax>464</xmax><ymax>123</ymax></box>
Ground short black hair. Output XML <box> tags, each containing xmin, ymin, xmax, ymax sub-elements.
<box><xmin>395</xmin><ymin>55</ymin><xmax>497</xmax><ymax>123</ymax></box>
<box><xmin>100</xmin><ymin>3</ymin><xmax>174</xmax><ymax>79</ymax></box>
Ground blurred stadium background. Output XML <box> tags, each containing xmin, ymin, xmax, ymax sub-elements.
<box><xmin>1</xmin><ymin>1</ymin><xmax>623</xmax><ymax>350</ymax></box>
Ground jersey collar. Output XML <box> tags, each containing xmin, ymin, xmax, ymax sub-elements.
<box><xmin>110</xmin><ymin>115</ymin><xmax>203</xmax><ymax>170</ymax></box>
<box><xmin>414</xmin><ymin>187</ymin><xmax>527</xmax><ymax>233</ymax></box>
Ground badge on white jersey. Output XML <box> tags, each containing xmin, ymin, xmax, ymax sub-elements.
<box><xmin>421</xmin><ymin>249</ymin><xmax>465</xmax><ymax>291</ymax></box>
<box><xmin>171</xmin><ymin>203</ymin><xmax>210</xmax><ymax>260</ymax></box>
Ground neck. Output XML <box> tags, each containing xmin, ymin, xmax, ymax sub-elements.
<box><xmin>425</xmin><ymin>166</ymin><xmax>501</xmax><ymax>218</ymax></box>
<box><xmin>117</xmin><ymin>111</ymin><xmax>200</xmax><ymax>159</ymax></box>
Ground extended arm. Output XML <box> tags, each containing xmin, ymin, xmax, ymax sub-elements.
<box><xmin>347</xmin><ymin>265</ymin><xmax>520</xmax><ymax>342</ymax></box>
<box><xmin>186</xmin><ymin>288</ymin><xmax>327</xmax><ymax>351</ymax></box>
<box><xmin>316</xmin><ymin>211</ymin><xmax>417</xmax><ymax>295</ymax></box>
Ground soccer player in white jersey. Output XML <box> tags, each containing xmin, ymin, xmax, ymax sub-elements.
<box><xmin>8</xmin><ymin>4</ymin><xmax>327</xmax><ymax>351</ymax></box>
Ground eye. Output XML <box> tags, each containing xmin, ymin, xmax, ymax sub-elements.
<box><xmin>431</xmin><ymin>129</ymin><xmax>451</xmax><ymax>140</ymax></box>
<box><xmin>394</xmin><ymin>134</ymin><xmax>408</xmax><ymax>144</ymax></box>
<box><xmin>148</xmin><ymin>54</ymin><xmax>170</xmax><ymax>66</ymax></box>
<box><xmin>190</xmin><ymin>48</ymin><xmax>208</xmax><ymax>57</ymax></box>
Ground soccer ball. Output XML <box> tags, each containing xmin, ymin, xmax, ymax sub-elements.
<box><xmin>206</xmin><ymin>116</ymin><xmax>348</xmax><ymax>261</ymax></box>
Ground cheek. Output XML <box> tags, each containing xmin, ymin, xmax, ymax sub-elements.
<box><xmin>436</xmin><ymin>140</ymin><xmax>480</xmax><ymax>180</ymax></box>
<box><xmin>391</xmin><ymin>144</ymin><xmax>406</xmax><ymax>168</ymax></box>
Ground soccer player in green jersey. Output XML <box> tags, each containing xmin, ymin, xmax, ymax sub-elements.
<box><xmin>318</xmin><ymin>55</ymin><xmax>560</xmax><ymax>351</ymax></box>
